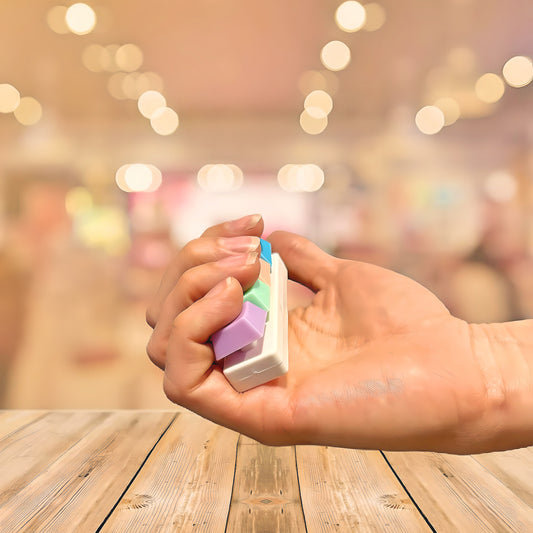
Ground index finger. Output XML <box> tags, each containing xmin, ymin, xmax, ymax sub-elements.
<box><xmin>147</xmin><ymin>214</ymin><xmax>264</xmax><ymax>326</ymax></box>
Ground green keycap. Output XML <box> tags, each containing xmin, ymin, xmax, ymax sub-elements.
<box><xmin>243</xmin><ymin>279</ymin><xmax>270</xmax><ymax>313</ymax></box>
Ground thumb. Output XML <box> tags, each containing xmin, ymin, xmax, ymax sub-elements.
<box><xmin>267</xmin><ymin>231</ymin><xmax>337</xmax><ymax>292</ymax></box>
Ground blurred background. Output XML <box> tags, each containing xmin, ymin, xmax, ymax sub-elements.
<box><xmin>0</xmin><ymin>0</ymin><xmax>532</xmax><ymax>409</ymax></box>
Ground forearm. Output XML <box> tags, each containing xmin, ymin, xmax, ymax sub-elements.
<box><xmin>469</xmin><ymin>320</ymin><xmax>533</xmax><ymax>452</ymax></box>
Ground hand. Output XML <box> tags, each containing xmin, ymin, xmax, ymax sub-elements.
<box><xmin>146</xmin><ymin>215</ymin><xmax>500</xmax><ymax>453</ymax></box>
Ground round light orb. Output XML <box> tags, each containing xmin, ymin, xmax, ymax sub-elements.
<box><xmin>65</xmin><ymin>3</ymin><xmax>96</xmax><ymax>35</ymax></box>
<box><xmin>320</xmin><ymin>40</ymin><xmax>351</xmax><ymax>72</ymax></box>
<box><xmin>115</xmin><ymin>44</ymin><xmax>144</xmax><ymax>72</ymax></box>
<box><xmin>299</xmin><ymin>164</ymin><xmax>325</xmax><ymax>192</ymax></box>
<box><xmin>82</xmin><ymin>44</ymin><xmax>107</xmax><ymax>72</ymax></box>
<box><xmin>47</xmin><ymin>6</ymin><xmax>69</xmax><ymax>34</ymax></box>
<box><xmin>300</xmin><ymin>109</ymin><xmax>328</xmax><ymax>135</ymax></box>
<box><xmin>502</xmin><ymin>56</ymin><xmax>533</xmax><ymax>88</ymax></box>
<box><xmin>415</xmin><ymin>106</ymin><xmax>445</xmax><ymax>135</ymax></box>
<box><xmin>363</xmin><ymin>3</ymin><xmax>386</xmax><ymax>31</ymax></box>
<box><xmin>150</xmin><ymin>107</ymin><xmax>179</xmax><ymax>135</ymax></box>
<box><xmin>138</xmin><ymin>90</ymin><xmax>167</xmax><ymax>118</ymax></box>
<box><xmin>198</xmin><ymin>164</ymin><xmax>241</xmax><ymax>192</ymax></box>
<box><xmin>475</xmin><ymin>73</ymin><xmax>505</xmax><ymax>103</ymax></box>
<box><xmin>65</xmin><ymin>187</ymin><xmax>93</xmax><ymax>215</ymax></box>
<box><xmin>14</xmin><ymin>97</ymin><xmax>42</xmax><ymax>125</ymax></box>
<box><xmin>124</xmin><ymin>164</ymin><xmax>154</xmax><ymax>192</ymax></box>
<box><xmin>107</xmin><ymin>73</ymin><xmax>128</xmax><ymax>100</ymax></box>
<box><xmin>335</xmin><ymin>1</ymin><xmax>366</xmax><ymax>32</ymax></box>
<box><xmin>484</xmin><ymin>170</ymin><xmax>517</xmax><ymax>202</ymax></box>
<box><xmin>434</xmin><ymin>97</ymin><xmax>461</xmax><ymax>125</ymax></box>
<box><xmin>304</xmin><ymin>90</ymin><xmax>333</xmax><ymax>118</ymax></box>
<box><xmin>0</xmin><ymin>84</ymin><xmax>20</xmax><ymax>113</ymax></box>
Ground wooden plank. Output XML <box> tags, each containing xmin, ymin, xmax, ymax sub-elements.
<box><xmin>297</xmin><ymin>446</ymin><xmax>431</xmax><ymax>532</ymax></box>
<box><xmin>473</xmin><ymin>446</ymin><xmax>533</xmax><ymax>507</ymax></box>
<box><xmin>0</xmin><ymin>411</ymin><xmax>105</xmax><ymax>507</ymax></box>
<box><xmin>0</xmin><ymin>410</ymin><xmax>47</xmax><ymax>440</ymax></box>
<box><xmin>225</xmin><ymin>435</ymin><xmax>306</xmax><ymax>532</ymax></box>
<box><xmin>0</xmin><ymin>410</ymin><xmax>175</xmax><ymax>533</ymax></box>
<box><xmin>384</xmin><ymin>451</ymin><xmax>533</xmax><ymax>532</ymax></box>
<box><xmin>100</xmin><ymin>410</ymin><xmax>239</xmax><ymax>533</ymax></box>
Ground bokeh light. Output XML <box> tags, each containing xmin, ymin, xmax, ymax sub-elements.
<box><xmin>197</xmin><ymin>164</ymin><xmax>243</xmax><ymax>192</ymax></box>
<box><xmin>277</xmin><ymin>164</ymin><xmax>325</xmax><ymax>192</ymax></box>
<box><xmin>415</xmin><ymin>106</ymin><xmax>445</xmax><ymax>135</ymax></box>
<box><xmin>300</xmin><ymin>109</ymin><xmax>328</xmax><ymax>135</ymax></box>
<box><xmin>363</xmin><ymin>3</ymin><xmax>386</xmax><ymax>31</ymax></box>
<box><xmin>107</xmin><ymin>73</ymin><xmax>128</xmax><ymax>100</ymax></box>
<box><xmin>502</xmin><ymin>55</ymin><xmax>533</xmax><ymax>88</ymax></box>
<box><xmin>115</xmin><ymin>44</ymin><xmax>144</xmax><ymax>72</ymax></box>
<box><xmin>65</xmin><ymin>187</ymin><xmax>93</xmax><ymax>216</ymax></box>
<box><xmin>0</xmin><ymin>84</ymin><xmax>20</xmax><ymax>113</ymax></box>
<box><xmin>335</xmin><ymin>1</ymin><xmax>366</xmax><ymax>33</ymax></box>
<box><xmin>320</xmin><ymin>41</ymin><xmax>351</xmax><ymax>72</ymax></box>
<box><xmin>137</xmin><ymin>90</ymin><xmax>166</xmax><ymax>118</ymax></box>
<box><xmin>434</xmin><ymin>97</ymin><xmax>461</xmax><ymax>125</ymax></box>
<box><xmin>484</xmin><ymin>170</ymin><xmax>517</xmax><ymax>202</ymax></box>
<box><xmin>125</xmin><ymin>164</ymin><xmax>153</xmax><ymax>192</ymax></box>
<box><xmin>115</xmin><ymin>164</ymin><xmax>162</xmax><ymax>193</ymax></box>
<box><xmin>304</xmin><ymin>90</ymin><xmax>333</xmax><ymax>118</ymax></box>
<box><xmin>47</xmin><ymin>6</ymin><xmax>69</xmax><ymax>34</ymax></box>
<box><xmin>82</xmin><ymin>44</ymin><xmax>106</xmax><ymax>72</ymax></box>
<box><xmin>14</xmin><ymin>97</ymin><xmax>42</xmax><ymax>125</ymax></box>
<box><xmin>65</xmin><ymin>3</ymin><xmax>97</xmax><ymax>35</ymax></box>
<box><xmin>150</xmin><ymin>107</ymin><xmax>179</xmax><ymax>135</ymax></box>
<box><xmin>475</xmin><ymin>73</ymin><xmax>505</xmax><ymax>103</ymax></box>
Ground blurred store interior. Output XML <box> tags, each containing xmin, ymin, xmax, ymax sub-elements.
<box><xmin>0</xmin><ymin>0</ymin><xmax>532</xmax><ymax>408</ymax></box>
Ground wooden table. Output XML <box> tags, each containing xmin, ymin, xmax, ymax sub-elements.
<box><xmin>0</xmin><ymin>411</ymin><xmax>532</xmax><ymax>532</ymax></box>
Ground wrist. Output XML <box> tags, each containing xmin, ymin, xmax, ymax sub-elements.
<box><xmin>468</xmin><ymin>321</ymin><xmax>533</xmax><ymax>451</ymax></box>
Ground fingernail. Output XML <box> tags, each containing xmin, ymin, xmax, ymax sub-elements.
<box><xmin>226</xmin><ymin>214</ymin><xmax>262</xmax><ymax>231</ymax></box>
<box><xmin>218</xmin><ymin>251</ymin><xmax>259</xmax><ymax>267</ymax></box>
<box><xmin>218</xmin><ymin>236</ymin><xmax>260</xmax><ymax>254</ymax></box>
<box><xmin>205</xmin><ymin>277</ymin><xmax>232</xmax><ymax>299</ymax></box>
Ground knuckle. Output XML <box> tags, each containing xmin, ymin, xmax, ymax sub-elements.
<box><xmin>145</xmin><ymin>305</ymin><xmax>157</xmax><ymax>328</ymax></box>
<box><xmin>146</xmin><ymin>334</ymin><xmax>165</xmax><ymax>369</ymax></box>
<box><xmin>163</xmin><ymin>374</ymin><xmax>183</xmax><ymax>404</ymax></box>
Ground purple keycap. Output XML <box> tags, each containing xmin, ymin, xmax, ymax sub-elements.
<box><xmin>211</xmin><ymin>301</ymin><xmax>268</xmax><ymax>361</ymax></box>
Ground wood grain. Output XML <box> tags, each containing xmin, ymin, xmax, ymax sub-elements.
<box><xmin>100</xmin><ymin>410</ymin><xmax>239</xmax><ymax>533</ymax></box>
<box><xmin>0</xmin><ymin>411</ymin><xmax>105</xmax><ymax>507</ymax></box>
<box><xmin>226</xmin><ymin>435</ymin><xmax>306</xmax><ymax>532</ymax></box>
<box><xmin>0</xmin><ymin>411</ymin><xmax>174</xmax><ymax>533</ymax></box>
<box><xmin>297</xmin><ymin>446</ymin><xmax>431</xmax><ymax>532</ymax></box>
<box><xmin>473</xmin><ymin>446</ymin><xmax>533</xmax><ymax>508</ymax></box>
<box><xmin>384</xmin><ymin>450</ymin><xmax>533</xmax><ymax>532</ymax></box>
<box><xmin>0</xmin><ymin>410</ymin><xmax>46</xmax><ymax>439</ymax></box>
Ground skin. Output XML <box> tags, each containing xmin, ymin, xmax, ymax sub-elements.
<box><xmin>146</xmin><ymin>214</ymin><xmax>533</xmax><ymax>454</ymax></box>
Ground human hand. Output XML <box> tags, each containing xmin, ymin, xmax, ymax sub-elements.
<box><xmin>146</xmin><ymin>215</ymin><xmax>507</xmax><ymax>453</ymax></box>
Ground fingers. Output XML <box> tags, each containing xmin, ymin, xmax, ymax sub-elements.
<box><xmin>202</xmin><ymin>213</ymin><xmax>264</xmax><ymax>238</ymax></box>
<box><xmin>147</xmin><ymin>252</ymin><xmax>260</xmax><ymax>369</ymax></box>
<box><xmin>146</xmin><ymin>214</ymin><xmax>263</xmax><ymax>327</ymax></box>
<box><xmin>163</xmin><ymin>276</ymin><xmax>244</xmax><ymax>396</ymax></box>
<box><xmin>268</xmin><ymin>231</ymin><xmax>337</xmax><ymax>292</ymax></box>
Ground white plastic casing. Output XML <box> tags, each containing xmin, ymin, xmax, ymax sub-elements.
<box><xmin>222</xmin><ymin>253</ymin><xmax>288</xmax><ymax>392</ymax></box>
